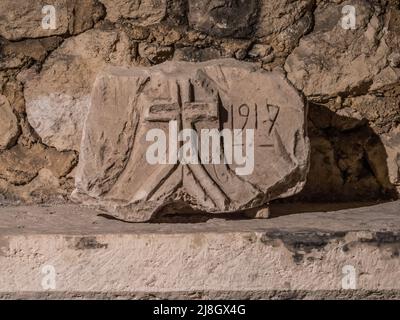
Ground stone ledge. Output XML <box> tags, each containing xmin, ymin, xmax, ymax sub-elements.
<box><xmin>0</xmin><ymin>201</ymin><xmax>399</xmax><ymax>299</ymax></box>
<box><xmin>2</xmin><ymin>290</ymin><xmax>400</xmax><ymax>300</ymax></box>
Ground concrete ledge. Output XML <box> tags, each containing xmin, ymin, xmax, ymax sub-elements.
<box><xmin>0</xmin><ymin>201</ymin><xmax>400</xmax><ymax>299</ymax></box>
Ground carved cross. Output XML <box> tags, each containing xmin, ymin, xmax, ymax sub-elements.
<box><xmin>142</xmin><ymin>78</ymin><xmax>229</xmax><ymax>210</ymax></box>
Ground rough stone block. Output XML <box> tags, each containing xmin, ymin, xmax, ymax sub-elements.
<box><xmin>188</xmin><ymin>0</ymin><xmax>258</xmax><ymax>38</ymax></box>
<box><xmin>23</xmin><ymin>29</ymin><xmax>133</xmax><ymax>152</ymax></box>
<box><xmin>72</xmin><ymin>59</ymin><xmax>309</xmax><ymax>222</ymax></box>
<box><xmin>284</xmin><ymin>1</ymin><xmax>400</xmax><ymax>100</ymax></box>
<box><xmin>0</xmin><ymin>0</ymin><xmax>104</xmax><ymax>41</ymax></box>
<box><xmin>0</xmin><ymin>0</ymin><xmax>69</xmax><ymax>40</ymax></box>
<box><xmin>0</xmin><ymin>95</ymin><xmax>19</xmax><ymax>150</ymax></box>
<box><xmin>100</xmin><ymin>0</ymin><xmax>167</xmax><ymax>25</ymax></box>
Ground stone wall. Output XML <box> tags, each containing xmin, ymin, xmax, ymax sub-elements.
<box><xmin>0</xmin><ymin>0</ymin><xmax>399</xmax><ymax>204</ymax></box>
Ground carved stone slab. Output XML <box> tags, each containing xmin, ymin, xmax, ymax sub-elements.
<box><xmin>72</xmin><ymin>59</ymin><xmax>310</xmax><ymax>222</ymax></box>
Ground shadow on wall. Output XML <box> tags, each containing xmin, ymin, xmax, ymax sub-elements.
<box><xmin>289</xmin><ymin>102</ymin><xmax>398</xmax><ymax>203</ymax></box>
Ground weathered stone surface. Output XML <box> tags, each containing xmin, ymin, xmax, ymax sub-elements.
<box><xmin>100</xmin><ymin>0</ymin><xmax>167</xmax><ymax>25</ymax></box>
<box><xmin>0</xmin><ymin>202</ymin><xmax>400</xmax><ymax>298</ymax></box>
<box><xmin>67</xmin><ymin>0</ymin><xmax>106</xmax><ymax>35</ymax></box>
<box><xmin>285</xmin><ymin>1</ymin><xmax>400</xmax><ymax>100</ymax></box>
<box><xmin>174</xmin><ymin>47</ymin><xmax>222</xmax><ymax>62</ymax></box>
<box><xmin>381</xmin><ymin>129</ymin><xmax>400</xmax><ymax>191</ymax></box>
<box><xmin>164</xmin><ymin>0</ymin><xmax>187</xmax><ymax>25</ymax></box>
<box><xmin>72</xmin><ymin>59</ymin><xmax>309</xmax><ymax>222</ymax></box>
<box><xmin>188</xmin><ymin>0</ymin><xmax>258</xmax><ymax>38</ymax></box>
<box><xmin>256</xmin><ymin>0</ymin><xmax>313</xmax><ymax>37</ymax></box>
<box><xmin>344</xmin><ymin>95</ymin><xmax>400</xmax><ymax>134</ymax></box>
<box><xmin>0</xmin><ymin>143</ymin><xmax>77</xmax><ymax>203</ymax></box>
<box><xmin>0</xmin><ymin>95</ymin><xmax>19</xmax><ymax>150</ymax></box>
<box><xmin>0</xmin><ymin>0</ymin><xmax>104</xmax><ymax>41</ymax></box>
<box><xmin>0</xmin><ymin>0</ymin><xmax>68</xmax><ymax>40</ymax></box>
<box><xmin>23</xmin><ymin>29</ymin><xmax>133</xmax><ymax>152</ymax></box>
<box><xmin>0</xmin><ymin>168</ymin><xmax>71</xmax><ymax>203</ymax></box>
<box><xmin>0</xmin><ymin>144</ymin><xmax>76</xmax><ymax>185</ymax></box>
<box><xmin>0</xmin><ymin>37</ymin><xmax>64</xmax><ymax>70</ymax></box>
<box><xmin>138</xmin><ymin>43</ymin><xmax>174</xmax><ymax>64</ymax></box>
<box><xmin>255</xmin><ymin>0</ymin><xmax>314</xmax><ymax>62</ymax></box>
